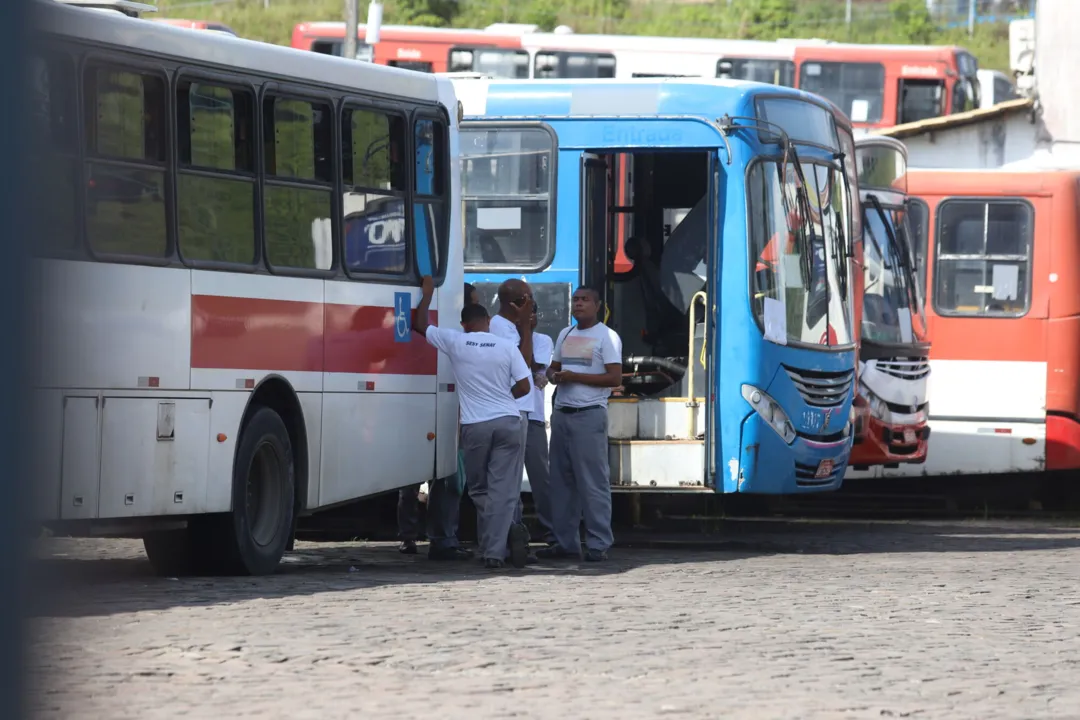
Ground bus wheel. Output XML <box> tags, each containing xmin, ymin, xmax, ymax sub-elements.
<box><xmin>222</xmin><ymin>405</ymin><xmax>295</xmax><ymax>576</ymax></box>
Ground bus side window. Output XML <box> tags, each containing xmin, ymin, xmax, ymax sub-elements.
<box><xmin>933</xmin><ymin>199</ymin><xmax>1033</xmax><ymax>317</ymax></box>
<box><xmin>412</xmin><ymin>117</ymin><xmax>448</xmax><ymax>280</ymax></box>
<box><xmin>262</xmin><ymin>95</ymin><xmax>334</xmax><ymax>272</ymax></box>
<box><xmin>29</xmin><ymin>52</ymin><xmax>78</xmax><ymax>257</ymax></box>
<box><xmin>176</xmin><ymin>80</ymin><xmax>257</xmax><ymax>266</ymax></box>
<box><xmin>341</xmin><ymin>106</ymin><xmax>408</xmax><ymax>277</ymax></box>
<box><xmin>82</xmin><ymin>63</ymin><xmax>169</xmax><ymax>259</ymax></box>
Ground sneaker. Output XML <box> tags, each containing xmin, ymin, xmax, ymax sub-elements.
<box><xmin>508</xmin><ymin>523</ymin><xmax>530</xmax><ymax>569</ymax></box>
<box><xmin>398</xmin><ymin>540</ymin><xmax>417</xmax><ymax>555</ymax></box>
<box><xmin>484</xmin><ymin>558</ymin><xmax>506</xmax><ymax>570</ymax></box>
<box><xmin>429</xmin><ymin>546</ymin><xmax>474</xmax><ymax>561</ymax></box>
<box><xmin>584</xmin><ymin>549</ymin><xmax>608</xmax><ymax>562</ymax></box>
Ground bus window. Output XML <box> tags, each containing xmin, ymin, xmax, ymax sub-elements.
<box><xmin>413</xmin><ymin>117</ymin><xmax>448</xmax><ymax>278</ymax></box>
<box><xmin>898</xmin><ymin>79</ymin><xmax>944</xmax><ymax>124</ymax></box>
<box><xmin>83</xmin><ymin>63</ymin><xmax>168</xmax><ymax>258</ymax></box>
<box><xmin>341</xmin><ymin>106</ymin><xmax>407</xmax><ymax>276</ymax></box>
<box><xmin>906</xmin><ymin>197</ymin><xmax>929</xmax><ymax>299</ymax></box>
<box><xmin>448</xmin><ymin>47</ymin><xmax>528</xmax><ymax>78</ymax></box>
<box><xmin>933</xmin><ymin>199</ymin><xmax>1033</xmax><ymax>317</ymax></box>
<box><xmin>800</xmin><ymin>61</ymin><xmax>885</xmax><ymax>124</ymax></box>
<box><xmin>716</xmin><ymin>58</ymin><xmax>795</xmax><ymax>87</ymax></box>
<box><xmin>29</xmin><ymin>53</ymin><xmax>78</xmax><ymax>255</ymax></box>
<box><xmin>263</xmin><ymin>96</ymin><xmax>334</xmax><ymax>271</ymax></box>
<box><xmin>389</xmin><ymin>60</ymin><xmax>433</xmax><ymax>73</ymax></box>
<box><xmin>460</xmin><ymin>126</ymin><xmax>554</xmax><ymax>270</ymax></box>
<box><xmin>534</xmin><ymin>51</ymin><xmax>615</xmax><ymax>79</ymax></box>
<box><xmin>176</xmin><ymin>80</ymin><xmax>257</xmax><ymax>265</ymax></box>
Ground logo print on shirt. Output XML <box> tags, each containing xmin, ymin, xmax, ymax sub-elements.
<box><xmin>561</xmin><ymin>335</ymin><xmax>599</xmax><ymax>367</ymax></box>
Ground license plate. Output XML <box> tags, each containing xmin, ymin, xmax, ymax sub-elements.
<box><xmin>814</xmin><ymin>459</ymin><xmax>834</xmax><ymax>479</ymax></box>
<box><xmin>904</xmin><ymin>428</ymin><xmax>916</xmax><ymax>444</ymax></box>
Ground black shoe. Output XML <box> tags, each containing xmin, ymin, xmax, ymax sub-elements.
<box><xmin>508</xmin><ymin>523</ymin><xmax>529</xmax><ymax>569</ymax></box>
<box><xmin>428</xmin><ymin>546</ymin><xmax>473</xmax><ymax>561</ymax></box>
<box><xmin>484</xmin><ymin>558</ymin><xmax>505</xmax><ymax>569</ymax></box>
<box><xmin>584</xmin><ymin>549</ymin><xmax>608</xmax><ymax>562</ymax></box>
<box><xmin>398</xmin><ymin>540</ymin><xmax>417</xmax><ymax>555</ymax></box>
<box><xmin>536</xmin><ymin>545</ymin><xmax>578</xmax><ymax>560</ymax></box>
<box><xmin>525</xmin><ymin>553</ymin><xmax>539</xmax><ymax>565</ymax></box>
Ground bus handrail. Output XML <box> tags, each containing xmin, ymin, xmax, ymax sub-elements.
<box><xmin>686</xmin><ymin>290</ymin><xmax>707</xmax><ymax>438</ymax></box>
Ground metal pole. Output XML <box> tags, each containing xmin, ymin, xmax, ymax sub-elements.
<box><xmin>344</xmin><ymin>0</ymin><xmax>358</xmax><ymax>60</ymax></box>
<box><xmin>845</xmin><ymin>0</ymin><xmax>852</xmax><ymax>26</ymax></box>
<box><xmin>968</xmin><ymin>0</ymin><xmax>976</xmax><ymax>36</ymax></box>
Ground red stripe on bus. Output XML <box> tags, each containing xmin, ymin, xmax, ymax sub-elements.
<box><xmin>191</xmin><ymin>294</ymin><xmax>438</xmax><ymax>375</ymax></box>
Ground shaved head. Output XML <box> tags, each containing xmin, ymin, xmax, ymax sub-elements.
<box><xmin>496</xmin><ymin>278</ymin><xmax>533</xmax><ymax>318</ymax></box>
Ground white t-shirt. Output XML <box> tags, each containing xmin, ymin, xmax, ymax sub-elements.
<box><xmin>552</xmin><ymin>322</ymin><xmax>623</xmax><ymax>409</ymax></box>
<box><xmin>489</xmin><ymin>314</ymin><xmax>534</xmax><ymax>415</ymax></box>
<box><xmin>529</xmin><ymin>331</ymin><xmax>554</xmax><ymax>422</ymax></box>
<box><xmin>424</xmin><ymin>326</ymin><xmax>530</xmax><ymax>425</ymax></box>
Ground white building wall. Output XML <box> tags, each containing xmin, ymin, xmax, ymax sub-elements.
<box><xmin>900</xmin><ymin>111</ymin><xmax>1037</xmax><ymax>170</ymax></box>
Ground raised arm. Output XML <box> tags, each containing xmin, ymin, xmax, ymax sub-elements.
<box><xmin>412</xmin><ymin>275</ymin><xmax>435</xmax><ymax>336</ymax></box>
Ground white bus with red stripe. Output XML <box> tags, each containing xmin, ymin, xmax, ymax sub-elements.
<box><xmin>29</xmin><ymin>0</ymin><xmax>464</xmax><ymax>575</ymax></box>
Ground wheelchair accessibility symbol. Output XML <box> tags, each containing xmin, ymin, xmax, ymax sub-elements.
<box><xmin>394</xmin><ymin>292</ymin><xmax>411</xmax><ymax>343</ymax></box>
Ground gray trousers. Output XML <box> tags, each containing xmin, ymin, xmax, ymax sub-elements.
<box><xmin>461</xmin><ymin>415</ymin><xmax>525</xmax><ymax>561</ymax></box>
<box><xmin>549</xmin><ymin>406</ymin><xmax>613</xmax><ymax>555</ymax></box>
<box><xmin>525</xmin><ymin>419</ymin><xmax>555</xmax><ymax>543</ymax></box>
<box><xmin>397</xmin><ymin>475</ymin><xmax>460</xmax><ymax>549</ymax></box>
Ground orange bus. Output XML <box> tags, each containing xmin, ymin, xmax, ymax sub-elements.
<box><xmin>892</xmin><ymin>168</ymin><xmax>1080</xmax><ymax>479</ymax></box>
<box><xmin>789</xmin><ymin>42</ymin><xmax>980</xmax><ymax>132</ymax></box>
<box><xmin>290</xmin><ymin>22</ymin><xmax>527</xmax><ymax>74</ymax></box>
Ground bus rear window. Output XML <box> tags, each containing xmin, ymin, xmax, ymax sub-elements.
<box><xmin>460</xmin><ymin>126</ymin><xmax>555</xmax><ymax>271</ymax></box>
<box><xmin>449</xmin><ymin>48</ymin><xmax>528</xmax><ymax>78</ymax></box>
<box><xmin>800</xmin><ymin>61</ymin><xmax>885</xmax><ymax>124</ymax></box>
<box><xmin>534</xmin><ymin>52</ymin><xmax>615</xmax><ymax>79</ymax></box>
<box><xmin>717</xmin><ymin>58</ymin><xmax>795</xmax><ymax>87</ymax></box>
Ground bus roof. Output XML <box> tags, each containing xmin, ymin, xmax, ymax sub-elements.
<box><xmin>907</xmin><ymin>167</ymin><xmax>1080</xmax><ymax>196</ymax></box>
<box><xmin>37</xmin><ymin>0</ymin><xmax>450</xmax><ymax>105</ymax></box>
<box><xmin>458</xmin><ymin>76</ymin><xmax>842</xmax><ymax>122</ymax></box>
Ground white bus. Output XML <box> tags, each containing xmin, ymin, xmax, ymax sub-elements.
<box><xmin>28</xmin><ymin>0</ymin><xmax>464</xmax><ymax>576</ymax></box>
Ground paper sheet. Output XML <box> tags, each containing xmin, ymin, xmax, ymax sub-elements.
<box><xmin>763</xmin><ymin>296</ymin><xmax>788</xmax><ymax>346</ymax></box>
<box><xmin>476</xmin><ymin>206</ymin><xmax>521</xmax><ymax>230</ymax></box>
<box><xmin>896</xmin><ymin>307</ymin><xmax>913</xmax><ymax>344</ymax></box>
<box><xmin>850</xmin><ymin>99</ymin><xmax>869</xmax><ymax>123</ymax></box>
<box><xmin>992</xmin><ymin>264</ymin><xmax>1019</xmax><ymax>300</ymax></box>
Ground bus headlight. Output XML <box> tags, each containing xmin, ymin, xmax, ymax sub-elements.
<box><xmin>859</xmin><ymin>382</ymin><xmax>892</xmax><ymax>424</ymax></box>
<box><xmin>741</xmin><ymin>384</ymin><xmax>796</xmax><ymax>445</ymax></box>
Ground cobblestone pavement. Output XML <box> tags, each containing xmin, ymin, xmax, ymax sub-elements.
<box><xmin>26</xmin><ymin>520</ymin><xmax>1080</xmax><ymax>719</ymax></box>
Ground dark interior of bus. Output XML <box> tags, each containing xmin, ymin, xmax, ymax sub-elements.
<box><xmin>582</xmin><ymin>150</ymin><xmax>712</xmax><ymax>400</ymax></box>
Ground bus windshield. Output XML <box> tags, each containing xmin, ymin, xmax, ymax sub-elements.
<box><xmin>749</xmin><ymin>158</ymin><xmax>853</xmax><ymax>349</ymax></box>
<box><xmin>862</xmin><ymin>199</ymin><xmax>926</xmax><ymax>345</ymax></box>
<box><xmin>460</xmin><ymin>126</ymin><xmax>554</xmax><ymax>270</ymax></box>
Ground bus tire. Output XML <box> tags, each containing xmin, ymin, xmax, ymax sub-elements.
<box><xmin>221</xmin><ymin>405</ymin><xmax>295</xmax><ymax>576</ymax></box>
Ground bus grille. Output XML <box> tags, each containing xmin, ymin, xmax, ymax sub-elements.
<box><xmin>783</xmin><ymin>366</ymin><xmax>854</xmax><ymax>408</ymax></box>
<box><xmin>875</xmin><ymin>357</ymin><xmax>930</xmax><ymax>381</ymax></box>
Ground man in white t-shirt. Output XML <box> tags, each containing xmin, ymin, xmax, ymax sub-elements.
<box><xmin>413</xmin><ymin>276</ymin><xmax>533</xmax><ymax>569</ymax></box>
<box><xmin>524</xmin><ymin>302</ymin><xmax>556</xmax><ymax>546</ymax></box>
<box><xmin>538</xmin><ymin>287</ymin><xmax>623</xmax><ymax>563</ymax></box>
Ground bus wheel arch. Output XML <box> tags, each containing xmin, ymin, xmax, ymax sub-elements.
<box><xmin>238</xmin><ymin>374</ymin><xmax>310</xmax><ymax>522</ymax></box>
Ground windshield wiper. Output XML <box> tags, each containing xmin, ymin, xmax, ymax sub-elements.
<box><xmin>867</xmin><ymin>193</ymin><xmax>919</xmax><ymax>321</ymax></box>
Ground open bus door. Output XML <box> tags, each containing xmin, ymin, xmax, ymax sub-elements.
<box><xmin>581</xmin><ymin>153</ymin><xmax>613</xmax><ymax>319</ymax></box>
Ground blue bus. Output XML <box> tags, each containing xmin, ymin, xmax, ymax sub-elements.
<box><xmin>455</xmin><ymin>78</ymin><xmax>859</xmax><ymax>494</ymax></box>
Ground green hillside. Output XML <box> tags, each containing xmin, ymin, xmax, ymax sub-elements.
<box><xmin>154</xmin><ymin>0</ymin><xmax>1012</xmax><ymax>73</ymax></box>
